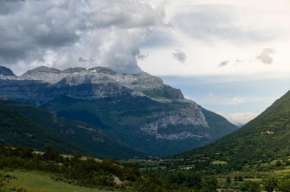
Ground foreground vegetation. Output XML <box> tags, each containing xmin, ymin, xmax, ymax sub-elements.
<box><xmin>3</xmin><ymin>145</ymin><xmax>290</xmax><ymax>192</ymax></box>
<box><xmin>0</xmin><ymin>145</ymin><xmax>221</xmax><ymax>192</ymax></box>
<box><xmin>0</xmin><ymin>170</ymin><xmax>116</xmax><ymax>192</ymax></box>
<box><xmin>119</xmin><ymin>157</ymin><xmax>290</xmax><ymax>192</ymax></box>
<box><xmin>0</xmin><ymin>146</ymin><xmax>167</xmax><ymax>191</ymax></box>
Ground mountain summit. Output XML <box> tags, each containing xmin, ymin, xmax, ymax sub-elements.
<box><xmin>0</xmin><ymin>66</ymin><xmax>237</xmax><ymax>157</ymax></box>
<box><xmin>0</xmin><ymin>66</ymin><xmax>15</xmax><ymax>76</ymax></box>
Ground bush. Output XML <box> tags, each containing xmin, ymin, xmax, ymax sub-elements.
<box><xmin>263</xmin><ymin>176</ymin><xmax>278</xmax><ymax>192</ymax></box>
<box><xmin>240</xmin><ymin>181</ymin><xmax>260</xmax><ymax>192</ymax></box>
<box><xmin>276</xmin><ymin>161</ymin><xmax>282</xmax><ymax>167</ymax></box>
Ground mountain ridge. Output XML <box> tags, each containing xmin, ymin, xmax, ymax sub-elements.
<box><xmin>0</xmin><ymin>65</ymin><xmax>238</xmax><ymax>157</ymax></box>
<box><xmin>0</xmin><ymin>66</ymin><xmax>15</xmax><ymax>76</ymax></box>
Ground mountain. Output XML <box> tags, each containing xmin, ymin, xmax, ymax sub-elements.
<box><xmin>0</xmin><ymin>97</ymin><xmax>82</xmax><ymax>153</ymax></box>
<box><xmin>0</xmin><ymin>99</ymin><xmax>147</xmax><ymax>159</ymax></box>
<box><xmin>0</xmin><ymin>66</ymin><xmax>237</xmax><ymax>156</ymax></box>
<box><xmin>177</xmin><ymin>90</ymin><xmax>290</xmax><ymax>171</ymax></box>
<box><xmin>0</xmin><ymin>66</ymin><xmax>15</xmax><ymax>76</ymax></box>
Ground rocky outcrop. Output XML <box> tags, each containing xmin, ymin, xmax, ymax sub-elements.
<box><xmin>0</xmin><ymin>66</ymin><xmax>185</xmax><ymax>101</ymax></box>
<box><xmin>140</xmin><ymin>102</ymin><xmax>209</xmax><ymax>140</ymax></box>
<box><xmin>62</xmin><ymin>67</ymin><xmax>86</xmax><ymax>73</ymax></box>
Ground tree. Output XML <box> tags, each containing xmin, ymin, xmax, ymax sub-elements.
<box><xmin>263</xmin><ymin>176</ymin><xmax>278</xmax><ymax>192</ymax></box>
<box><xmin>240</xmin><ymin>181</ymin><xmax>260</xmax><ymax>192</ymax></box>
<box><xmin>202</xmin><ymin>177</ymin><xmax>218</xmax><ymax>192</ymax></box>
<box><xmin>226</xmin><ymin>177</ymin><xmax>231</xmax><ymax>188</ymax></box>
<box><xmin>278</xmin><ymin>179</ymin><xmax>290</xmax><ymax>192</ymax></box>
<box><xmin>276</xmin><ymin>160</ymin><xmax>282</xmax><ymax>167</ymax></box>
<box><xmin>186</xmin><ymin>172</ymin><xmax>202</xmax><ymax>189</ymax></box>
<box><xmin>164</xmin><ymin>170</ymin><xmax>202</xmax><ymax>189</ymax></box>
<box><xmin>133</xmin><ymin>175</ymin><xmax>166</xmax><ymax>192</ymax></box>
<box><xmin>43</xmin><ymin>145</ymin><xmax>61</xmax><ymax>161</ymax></box>
<box><xmin>248</xmin><ymin>182</ymin><xmax>260</xmax><ymax>192</ymax></box>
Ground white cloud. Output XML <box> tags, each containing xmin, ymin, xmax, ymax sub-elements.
<box><xmin>257</xmin><ymin>48</ymin><xmax>275</xmax><ymax>64</ymax></box>
<box><xmin>139</xmin><ymin>0</ymin><xmax>290</xmax><ymax>77</ymax></box>
<box><xmin>220</xmin><ymin>96</ymin><xmax>251</xmax><ymax>106</ymax></box>
<box><xmin>217</xmin><ymin>112</ymin><xmax>259</xmax><ymax>125</ymax></box>
<box><xmin>204</xmin><ymin>93</ymin><xmax>220</xmax><ymax>104</ymax></box>
<box><xmin>200</xmin><ymin>94</ymin><xmax>276</xmax><ymax>106</ymax></box>
<box><xmin>201</xmin><ymin>94</ymin><xmax>250</xmax><ymax>105</ymax></box>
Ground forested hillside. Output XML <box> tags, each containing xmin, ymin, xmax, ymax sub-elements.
<box><xmin>0</xmin><ymin>99</ymin><xmax>148</xmax><ymax>159</ymax></box>
<box><xmin>0</xmin><ymin>100</ymin><xmax>82</xmax><ymax>153</ymax></box>
<box><xmin>175</xmin><ymin>90</ymin><xmax>290</xmax><ymax>172</ymax></box>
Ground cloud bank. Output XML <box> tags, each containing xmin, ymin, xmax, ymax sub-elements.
<box><xmin>0</xmin><ymin>0</ymin><xmax>166</xmax><ymax>74</ymax></box>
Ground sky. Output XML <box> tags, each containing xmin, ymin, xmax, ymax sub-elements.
<box><xmin>1</xmin><ymin>0</ymin><xmax>290</xmax><ymax>125</ymax></box>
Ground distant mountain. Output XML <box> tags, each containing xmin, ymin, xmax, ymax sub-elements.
<box><xmin>0</xmin><ymin>99</ymin><xmax>147</xmax><ymax>159</ymax></box>
<box><xmin>0</xmin><ymin>66</ymin><xmax>237</xmax><ymax>157</ymax></box>
<box><xmin>0</xmin><ymin>66</ymin><xmax>15</xmax><ymax>76</ymax></box>
<box><xmin>177</xmin><ymin>90</ymin><xmax>290</xmax><ymax>171</ymax></box>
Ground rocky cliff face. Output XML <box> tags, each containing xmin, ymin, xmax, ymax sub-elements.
<box><xmin>0</xmin><ymin>66</ymin><xmax>237</xmax><ymax>156</ymax></box>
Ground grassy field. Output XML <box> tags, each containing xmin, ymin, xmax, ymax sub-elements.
<box><xmin>0</xmin><ymin>170</ymin><xmax>119</xmax><ymax>192</ymax></box>
<box><xmin>211</xmin><ymin>160</ymin><xmax>227</xmax><ymax>165</ymax></box>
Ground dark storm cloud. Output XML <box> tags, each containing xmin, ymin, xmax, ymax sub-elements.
<box><xmin>136</xmin><ymin>54</ymin><xmax>147</xmax><ymax>60</ymax></box>
<box><xmin>88</xmin><ymin>0</ymin><xmax>164</xmax><ymax>28</ymax></box>
<box><xmin>0</xmin><ymin>0</ymin><xmax>166</xmax><ymax>74</ymax></box>
<box><xmin>0</xmin><ymin>0</ymin><xmax>25</xmax><ymax>15</ymax></box>
<box><xmin>0</xmin><ymin>0</ymin><xmax>84</xmax><ymax>65</ymax></box>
